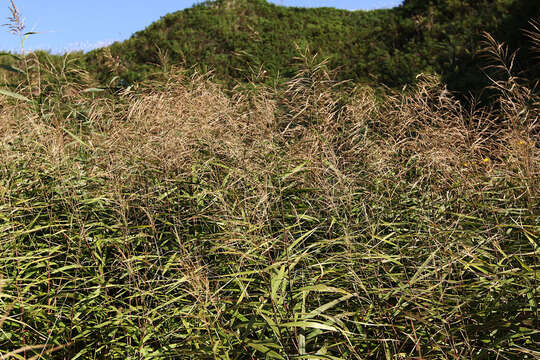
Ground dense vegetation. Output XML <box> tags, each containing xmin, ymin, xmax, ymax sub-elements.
<box><xmin>0</xmin><ymin>0</ymin><xmax>539</xmax><ymax>359</ymax></box>
<box><xmin>86</xmin><ymin>0</ymin><xmax>540</xmax><ymax>94</ymax></box>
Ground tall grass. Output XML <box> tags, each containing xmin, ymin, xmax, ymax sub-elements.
<box><xmin>0</xmin><ymin>18</ymin><xmax>539</xmax><ymax>360</ymax></box>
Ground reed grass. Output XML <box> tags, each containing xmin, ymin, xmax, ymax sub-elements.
<box><xmin>0</xmin><ymin>14</ymin><xmax>538</xmax><ymax>360</ymax></box>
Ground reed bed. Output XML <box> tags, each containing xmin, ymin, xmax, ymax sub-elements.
<box><xmin>0</xmin><ymin>33</ymin><xmax>538</xmax><ymax>359</ymax></box>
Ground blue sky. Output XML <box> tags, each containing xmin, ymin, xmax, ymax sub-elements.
<box><xmin>1</xmin><ymin>1</ymin><xmax>402</xmax><ymax>54</ymax></box>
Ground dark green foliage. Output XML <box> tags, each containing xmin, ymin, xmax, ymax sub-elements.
<box><xmin>84</xmin><ymin>0</ymin><xmax>539</xmax><ymax>94</ymax></box>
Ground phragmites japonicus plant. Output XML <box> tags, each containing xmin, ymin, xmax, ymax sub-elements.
<box><xmin>0</xmin><ymin>1</ymin><xmax>538</xmax><ymax>359</ymax></box>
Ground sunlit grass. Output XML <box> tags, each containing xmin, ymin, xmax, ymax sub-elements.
<box><xmin>0</xmin><ymin>14</ymin><xmax>538</xmax><ymax>360</ymax></box>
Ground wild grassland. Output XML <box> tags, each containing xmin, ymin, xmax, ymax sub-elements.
<box><xmin>0</xmin><ymin>22</ymin><xmax>539</xmax><ymax>360</ymax></box>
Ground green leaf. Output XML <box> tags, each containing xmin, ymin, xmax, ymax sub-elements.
<box><xmin>286</xmin><ymin>228</ymin><xmax>317</xmax><ymax>255</ymax></box>
<box><xmin>62</xmin><ymin>128</ymin><xmax>91</xmax><ymax>149</ymax></box>
<box><xmin>0</xmin><ymin>88</ymin><xmax>31</xmax><ymax>102</ymax></box>
<box><xmin>270</xmin><ymin>265</ymin><xmax>287</xmax><ymax>306</ymax></box>
<box><xmin>260</xmin><ymin>313</ymin><xmax>281</xmax><ymax>339</ymax></box>
<box><xmin>81</xmin><ymin>88</ymin><xmax>106</xmax><ymax>93</ymax></box>
<box><xmin>246</xmin><ymin>343</ymin><xmax>285</xmax><ymax>359</ymax></box>
<box><xmin>0</xmin><ymin>64</ymin><xmax>26</xmax><ymax>74</ymax></box>
<box><xmin>305</xmin><ymin>294</ymin><xmax>355</xmax><ymax>319</ymax></box>
<box><xmin>281</xmin><ymin>321</ymin><xmax>338</xmax><ymax>332</ymax></box>
<box><xmin>298</xmin><ymin>284</ymin><xmax>351</xmax><ymax>295</ymax></box>
<box><xmin>281</xmin><ymin>161</ymin><xmax>309</xmax><ymax>181</ymax></box>
<box><xmin>0</xmin><ymin>52</ymin><xmax>23</xmax><ymax>60</ymax></box>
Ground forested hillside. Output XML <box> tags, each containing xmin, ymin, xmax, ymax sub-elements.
<box><xmin>86</xmin><ymin>0</ymin><xmax>539</xmax><ymax>93</ymax></box>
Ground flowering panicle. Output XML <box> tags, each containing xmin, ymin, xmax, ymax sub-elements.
<box><xmin>4</xmin><ymin>0</ymin><xmax>25</xmax><ymax>35</ymax></box>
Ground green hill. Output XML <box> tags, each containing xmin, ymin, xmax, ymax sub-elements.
<box><xmin>86</xmin><ymin>0</ymin><xmax>539</xmax><ymax>93</ymax></box>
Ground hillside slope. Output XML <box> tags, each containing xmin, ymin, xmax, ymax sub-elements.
<box><xmin>86</xmin><ymin>0</ymin><xmax>539</xmax><ymax>92</ymax></box>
